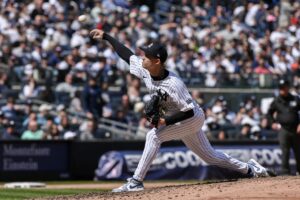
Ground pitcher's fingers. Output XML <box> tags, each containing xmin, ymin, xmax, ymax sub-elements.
<box><xmin>90</xmin><ymin>29</ymin><xmax>98</xmax><ymax>36</ymax></box>
<box><xmin>92</xmin><ymin>33</ymin><xmax>101</xmax><ymax>39</ymax></box>
<box><xmin>93</xmin><ymin>35</ymin><xmax>101</xmax><ymax>40</ymax></box>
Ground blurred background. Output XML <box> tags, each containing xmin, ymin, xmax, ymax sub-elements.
<box><xmin>0</xmin><ymin>0</ymin><xmax>299</xmax><ymax>181</ymax></box>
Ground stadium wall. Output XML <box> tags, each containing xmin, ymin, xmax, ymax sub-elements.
<box><xmin>0</xmin><ymin>140</ymin><xmax>279</xmax><ymax>181</ymax></box>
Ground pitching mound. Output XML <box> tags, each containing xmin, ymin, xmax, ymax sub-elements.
<box><xmin>41</xmin><ymin>176</ymin><xmax>300</xmax><ymax>200</ymax></box>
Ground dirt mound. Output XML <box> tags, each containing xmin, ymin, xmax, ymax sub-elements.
<box><xmin>39</xmin><ymin>176</ymin><xmax>300</xmax><ymax>200</ymax></box>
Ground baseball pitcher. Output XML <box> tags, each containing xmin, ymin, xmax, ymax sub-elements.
<box><xmin>90</xmin><ymin>29</ymin><xmax>275</xmax><ymax>192</ymax></box>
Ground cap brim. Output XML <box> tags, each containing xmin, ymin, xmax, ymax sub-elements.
<box><xmin>139</xmin><ymin>46</ymin><xmax>156</xmax><ymax>58</ymax></box>
<box><xmin>139</xmin><ymin>46</ymin><xmax>149</xmax><ymax>53</ymax></box>
<box><xmin>139</xmin><ymin>46</ymin><xmax>147</xmax><ymax>51</ymax></box>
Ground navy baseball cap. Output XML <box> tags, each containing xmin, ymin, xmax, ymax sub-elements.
<box><xmin>5</xmin><ymin>120</ymin><xmax>15</xmax><ymax>128</ymax></box>
<box><xmin>278</xmin><ymin>79</ymin><xmax>289</xmax><ymax>89</ymax></box>
<box><xmin>140</xmin><ymin>43</ymin><xmax>168</xmax><ymax>63</ymax></box>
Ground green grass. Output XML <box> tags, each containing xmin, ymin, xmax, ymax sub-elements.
<box><xmin>0</xmin><ymin>188</ymin><xmax>107</xmax><ymax>200</ymax></box>
<box><xmin>0</xmin><ymin>179</ymin><xmax>212</xmax><ymax>200</ymax></box>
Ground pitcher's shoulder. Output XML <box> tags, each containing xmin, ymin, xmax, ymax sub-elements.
<box><xmin>167</xmin><ymin>71</ymin><xmax>186</xmax><ymax>85</ymax></box>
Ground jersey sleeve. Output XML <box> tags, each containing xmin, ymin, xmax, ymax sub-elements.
<box><xmin>129</xmin><ymin>55</ymin><xmax>147</xmax><ymax>79</ymax></box>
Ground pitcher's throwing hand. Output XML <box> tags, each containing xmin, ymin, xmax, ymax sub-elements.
<box><xmin>90</xmin><ymin>29</ymin><xmax>104</xmax><ymax>40</ymax></box>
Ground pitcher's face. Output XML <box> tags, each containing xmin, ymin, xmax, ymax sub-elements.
<box><xmin>142</xmin><ymin>55</ymin><xmax>160</xmax><ymax>74</ymax></box>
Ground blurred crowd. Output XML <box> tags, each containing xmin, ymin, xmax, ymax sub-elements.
<box><xmin>0</xmin><ymin>0</ymin><xmax>300</xmax><ymax>141</ymax></box>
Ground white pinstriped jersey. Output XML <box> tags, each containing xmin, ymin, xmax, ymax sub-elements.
<box><xmin>129</xmin><ymin>55</ymin><xmax>197</xmax><ymax>115</ymax></box>
<box><xmin>129</xmin><ymin>56</ymin><xmax>249</xmax><ymax>183</ymax></box>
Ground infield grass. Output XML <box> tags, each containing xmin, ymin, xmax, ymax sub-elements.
<box><xmin>0</xmin><ymin>188</ymin><xmax>107</xmax><ymax>200</ymax></box>
<box><xmin>0</xmin><ymin>179</ymin><xmax>220</xmax><ymax>200</ymax></box>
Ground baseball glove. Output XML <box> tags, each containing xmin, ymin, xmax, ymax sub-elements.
<box><xmin>144</xmin><ymin>94</ymin><xmax>161</xmax><ymax>127</ymax></box>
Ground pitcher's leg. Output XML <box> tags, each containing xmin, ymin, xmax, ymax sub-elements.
<box><xmin>133</xmin><ymin>112</ymin><xmax>204</xmax><ymax>181</ymax></box>
<box><xmin>133</xmin><ymin>129</ymin><xmax>161</xmax><ymax>181</ymax></box>
<box><xmin>182</xmin><ymin>129</ymin><xmax>249</xmax><ymax>174</ymax></box>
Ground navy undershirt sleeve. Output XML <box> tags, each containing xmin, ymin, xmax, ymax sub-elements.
<box><xmin>165</xmin><ymin>109</ymin><xmax>194</xmax><ymax>125</ymax></box>
<box><xmin>103</xmin><ymin>33</ymin><xmax>134</xmax><ymax>64</ymax></box>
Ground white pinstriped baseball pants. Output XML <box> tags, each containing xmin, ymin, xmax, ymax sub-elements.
<box><xmin>133</xmin><ymin>107</ymin><xmax>249</xmax><ymax>181</ymax></box>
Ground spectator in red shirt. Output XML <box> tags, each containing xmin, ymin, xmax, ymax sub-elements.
<box><xmin>254</xmin><ymin>58</ymin><xmax>271</xmax><ymax>74</ymax></box>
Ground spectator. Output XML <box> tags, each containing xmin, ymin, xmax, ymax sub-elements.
<box><xmin>56</xmin><ymin>55</ymin><xmax>74</xmax><ymax>83</ymax></box>
<box><xmin>0</xmin><ymin>114</ymin><xmax>6</xmax><ymax>137</ymax></box>
<box><xmin>80</xmin><ymin>119</ymin><xmax>96</xmax><ymax>140</ymax></box>
<box><xmin>57</xmin><ymin>111</ymin><xmax>72</xmax><ymax>136</ymax></box>
<box><xmin>37</xmin><ymin>104</ymin><xmax>52</xmax><ymax>127</ymax></box>
<box><xmin>237</xmin><ymin>120</ymin><xmax>252</xmax><ymax>140</ymax></box>
<box><xmin>55</xmin><ymin>74</ymin><xmax>76</xmax><ymax>105</ymax></box>
<box><xmin>233</xmin><ymin>104</ymin><xmax>247</xmax><ymax>125</ymax></box>
<box><xmin>136</xmin><ymin>116</ymin><xmax>151</xmax><ymax>138</ymax></box>
<box><xmin>41</xmin><ymin>115</ymin><xmax>54</xmax><ymax>134</ymax></box>
<box><xmin>82</xmin><ymin>77</ymin><xmax>104</xmax><ymax>118</ymax></box>
<box><xmin>69</xmin><ymin>90</ymin><xmax>84</xmax><ymax>113</ymax></box>
<box><xmin>2</xmin><ymin>120</ymin><xmax>19</xmax><ymax>140</ymax></box>
<box><xmin>217</xmin><ymin>130</ymin><xmax>228</xmax><ymax>141</ymax></box>
<box><xmin>71</xmin><ymin>56</ymin><xmax>89</xmax><ymax>83</ymax></box>
<box><xmin>254</xmin><ymin>58</ymin><xmax>271</xmax><ymax>74</ymax></box>
<box><xmin>44</xmin><ymin>124</ymin><xmax>61</xmax><ymax>140</ymax></box>
<box><xmin>279</xmin><ymin>0</ymin><xmax>293</xmax><ymax>27</ymax></box>
<box><xmin>23</xmin><ymin>112</ymin><xmax>37</xmax><ymax>128</ymax></box>
<box><xmin>127</xmin><ymin>77</ymin><xmax>141</xmax><ymax>104</ymax></box>
<box><xmin>23</xmin><ymin>99</ymin><xmax>34</xmax><ymax>116</ymax></box>
<box><xmin>250</xmin><ymin>125</ymin><xmax>262</xmax><ymax>141</ymax></box>
<box><xmin>1</xmin><ymin>97</ymin><xmax>17</xmax><ymax>120</ymax></box>
<box><xmin>21</xmin><ymin>120</ymin><xmax>44</xmax><ymax>140</ymax></box>
<box><xmin>191</xmin><ymin>90</ymin><xmax>205</xmax><ymax>107</ymax></box>
<box><xmin>0</xmin><ymin>72</ymin><xmax>8</xmax><ymax>98</ymax></box>
<box><xmin>20</xmin><ymin>76</ymin><xmax>40</xmax><ymax>99</ymax></box>
<box><xmin>111</xmin><ymin>108</ymin><xmax>130</xmax><ymax>130</ymax></box>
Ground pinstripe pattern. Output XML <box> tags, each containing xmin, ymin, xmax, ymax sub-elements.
<box><xmin>182</xmin><ymin>130</ymin><xmax>248</xmax><ymax>173</ymax></box>
<box><xmin>129</xmin><ymin>55</ymin><xmax>194</xmax><ymax>115</ymax></box>
<box><xmin>130</xmin><ymin>55</ymin><xmax>249</xmax><ymax>181</ymax></box>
